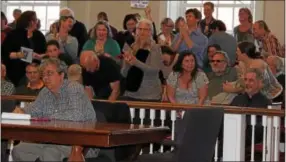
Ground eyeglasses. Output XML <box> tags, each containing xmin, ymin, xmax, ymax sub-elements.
<box><xmin>41</xmin><ymin>70</ymin><xmax>56</xmax><ymax>78</ymax></box>
<box><xmin>211</xmin><ymin>60</ymin><xmax>225</xmax><ymax>63</ymax></box>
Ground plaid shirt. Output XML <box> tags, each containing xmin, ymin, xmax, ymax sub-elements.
<box><xmin>1</xmin><ymin>80</ymin><xmax>15</xmax><ymax>95</ymax></box>
<box><xmin>24</xmin><ymin>80</ymin><xmax>99</xmax><ymax>157</ymax></box>
<box><xmin>24</xmin><ymin>80</ymin><xmax>96</xmax><ymax>121</ymax></box>
<box><xmin>261</xmin><ymin>32</ymin><xmax>285</xmax><ymax>57</ymax></box>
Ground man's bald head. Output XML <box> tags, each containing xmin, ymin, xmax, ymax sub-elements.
<box><xmin>80</xmin><ymin>51</ymin><xmax>99</xmax><ymax>73</ymax></box>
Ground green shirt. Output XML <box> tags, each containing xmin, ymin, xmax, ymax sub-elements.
<box><xmin>82</xmin><ymin>38</ymin><xmax>121</xmax><ymax>57</ymax></box>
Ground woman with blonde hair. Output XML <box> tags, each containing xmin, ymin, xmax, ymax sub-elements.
<box><xmin>82</xmin><ymin>21</ymin><xmax>120</xmax><ymax>58</ymax></box>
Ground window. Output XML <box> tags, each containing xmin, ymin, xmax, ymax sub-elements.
<box><xmin>1</xmin><ymin>0</ymin><xmax>61</xmax><ymax>34</ymax></box>
<box><xmin>167</xmin><ymin>0</ymin><xmax>256</xmax><ymax>34</ymax></box>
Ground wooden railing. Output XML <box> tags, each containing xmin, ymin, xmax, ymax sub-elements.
<box><xmin>2</xmin><ymin>95</ymin><xmax>284</xmax><ymax>116</ymax></box>
<box><xmin>1</xmin><ymin>95</ymin><xmax>285</xmax><ymax>161</ymax></box>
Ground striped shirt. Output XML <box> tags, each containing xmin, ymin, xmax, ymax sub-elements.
<box><xmin>261</xmin><ymin>32</ymin><xmax>284</xmax><ymax>57</ymax></box>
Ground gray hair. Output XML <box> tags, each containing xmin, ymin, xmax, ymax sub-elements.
<box><xmin>40</xmin><ymin>58</ymin><xmax>66</xmax><ymax>74</ymax></box>
<box><xmin>60</xmin><ymin>7</ymin><xmax>75</xmax><ymax>18</ymax></box>
<box><xmin>136</xmin><ymin>19</ymin><xmax>154</xmax><ymax>35</ymax></box>
<box><xmin>246</xmin><ymin>68</ymin><xmax>264</xmax><ymax>81</ymax></box>
<box><xmin>213</xmin><ymin>51</ymin><xmax>231</xmax><ymax>66</ymax></box>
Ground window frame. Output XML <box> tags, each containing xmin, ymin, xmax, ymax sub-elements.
<box><xmin>1</xmin><ymin>0</ymin><xmax>62</xmax><ymax>34</ymax></box>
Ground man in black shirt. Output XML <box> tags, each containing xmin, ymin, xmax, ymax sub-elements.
<box><xmin>80</xmin><ymin>51</ymin><xmax>122</xmax><ymax>100</ymax></box>
<box><xmin>230</xmin><ymin>68</ymin><xmax>271</xmax><ymax>150</ymax></box>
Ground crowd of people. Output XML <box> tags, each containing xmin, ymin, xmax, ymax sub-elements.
<box><xmin>1</xmin><ymin>1</ymin><xmax>285</xmax><ymax>162</ymax></box>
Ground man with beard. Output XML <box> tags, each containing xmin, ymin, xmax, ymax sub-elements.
<box><xmin>206</xmin><ymin>51</ymin><xmax>238</xmax><ymax>104</ymax></box>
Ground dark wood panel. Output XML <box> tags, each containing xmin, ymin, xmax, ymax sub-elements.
<box><xmin>1</xmin><ymin>121</ymin><xmax>169</xmax><ymax>147</ymax></box>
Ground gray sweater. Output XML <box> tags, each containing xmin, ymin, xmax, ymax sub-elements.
<box><xmin>46</xmin><ymin>34</ymin><xmax>78</xmax><ymax>62</ymax></box>
<box><xmin>121</xmin><ymin>43</ymin><xmax>163</xmax><ymax>100</ymax></box>
<box><xmin>208</xmin><ymin>31</ymin><xmax>237</xmax><ymax>66</ymax></box>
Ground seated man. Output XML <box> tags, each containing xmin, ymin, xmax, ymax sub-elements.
<box><xmin>230</xmin><ymin>68</ymin><xmax>272</xmax><ymax>147</ymax></box>
<box><xmin>45</xmin><ymin>40</ymin><xmax>74</xmax><ymax>66</ymax></box>
<box><xmin>80</xmin><ymin>50</ymin><xmax>122</xmax><ymax>100</ymax></box>
<box><xmin>1</xmin><ymin>63</ymin><xmax>15</xmax><ymax>95</ymax></box>
<box><xmin>266</xmin><ymin>56</ymin><xmax>285</xmax><ymax>105</ymax></box>
<box><xmin>12</xmin><ymin>58</ymin><xmax>98</xmax><ymax>161</ymax></box>
<box><xmin>207</xmin><ymin>51</ymin><xmax>239</xmax><ymax>104</ymax></box>
<box><xmin>15</xmin><ymin>63</ymin><xmax>44</xmax><ymax>96</ymax></box>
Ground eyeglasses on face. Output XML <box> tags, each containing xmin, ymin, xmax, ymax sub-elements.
<box><xmin>210</xmin><ymin>60</ymin><xmax>225</xmax><ymax>63</ymax></box>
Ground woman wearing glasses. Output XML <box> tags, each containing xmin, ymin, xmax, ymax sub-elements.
<box><xmin>157</xmin><ymin>18</ymin><xmax>175</xmax><ymax>46</ymax></box>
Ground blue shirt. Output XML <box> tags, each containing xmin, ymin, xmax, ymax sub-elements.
<box><xmin>172</xmin><ymin>29</ymin><xmax>208</xmax><ymax>68</ymax></box>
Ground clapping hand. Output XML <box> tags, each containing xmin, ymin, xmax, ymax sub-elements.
<box><xmin>123</xmin><ymin>51</ymin><xmax>136</xmax><ymax>65</ymax></box>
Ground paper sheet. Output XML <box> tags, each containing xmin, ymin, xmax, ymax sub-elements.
<box><xmin>130</xmin><ymin>0</ymin><xmax>149</xmax><ymax>8</ymax></box>
<box><xmin>20</xmin><ymin>47</ymin><xmax>33</xmax><ymax>63</ymax></box>
<box><xmin>1</xmin><ymin>112</ymin><xmax>31</xmax><ymax>120</ymax></box>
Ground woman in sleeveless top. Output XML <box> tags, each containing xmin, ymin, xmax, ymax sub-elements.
<box><xmin>236</xmin><ymin>42</ymin><xmax>282</xmax><ymax>99</ymax></box>
<box><xmin>233</xmin><ymin>8</ymin><xmax>254</xmax><ymax>43</ymax></box>
<box><xmin>167</xmin><ymin>51</ymin><xmax>209</xmax><ymax>105</ymax></box>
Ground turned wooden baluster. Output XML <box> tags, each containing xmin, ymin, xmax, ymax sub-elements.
<box><xmin>68</xmin><ymin>146</ymin><xmax>85</xmax><ymax>162</ymax></box>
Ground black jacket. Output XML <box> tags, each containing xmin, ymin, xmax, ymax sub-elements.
<box><xmin>1</xmin><ymin>28</ymin><xmax>46</xmax><ymax>86</ymax></box>
<box><xmin>69</xmin><ymin>20</ymin><xmax>88</xmax><ymax>57</ymax></box>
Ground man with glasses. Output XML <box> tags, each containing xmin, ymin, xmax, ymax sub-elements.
<box><xmin>12</xmin><ymin>58</ymin><xmax>98</xmax><ymax>161</ymax></box>
<box><xmin>207</xmin><ymin>51</ymin><xmax>238</xmax><ymax>104</ymax></box>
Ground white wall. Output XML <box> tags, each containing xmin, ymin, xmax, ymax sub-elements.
<box><xmin>65</xmin><ymin>1</ymin><xmax>285</xmax><ymax>44</ymax></box>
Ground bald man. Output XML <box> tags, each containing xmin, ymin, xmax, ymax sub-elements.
<box><xmin>80</xmin><ymin>51</ymin><xmax>122</xmax><ymax>100</ymax></box>
<box><xmin>60</xmin><ymin>7</ymin><xmax>88</xmax><ymax>57</ymax></box>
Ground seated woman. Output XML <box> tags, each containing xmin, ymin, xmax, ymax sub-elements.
<box><xmin>46</xmin><ymin>15</ymin><xmax>78</xmax><ymax>62</ymax></box>
<box><xmin>121</xmin><ymin>19</ymin><xmax>163</xmax><ymax>101</ymax></box>
<box><xmin>82</xmin><ymin>21</ymin><xmax>120</xmax><ymax>59</ymax></box>
<box><xmin>1</xmin><ymin>11</ymin><xmax>46</xmax><ymax>87</ymax></box>
<box><xmin>235</xmin><ymin>41</ymin><xmax>283</xmax><ymax>99</ymax></box>
<box><xmin>167</xmin><ymin>51</ymin><xmax>209</xmax><ymax>105</ymax></box>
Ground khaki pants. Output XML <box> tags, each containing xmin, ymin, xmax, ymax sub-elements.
<box><xmin>12</xmin><ymin>142</ymin><xmax>72</xmax><ymax>161</ymax></box>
